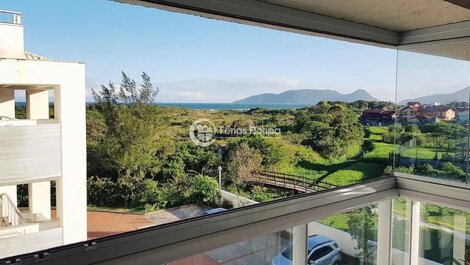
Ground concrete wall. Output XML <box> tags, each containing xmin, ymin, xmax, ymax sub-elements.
<box><xmin>0</xmin><ymin>23</ymin><xmax>25</xmax><ymax>59</ymax></box>
<box><xmin>0</xmin><ymin>227</ymin><xmax>63</xmax><ymax>259</ymax></box>
<box><xmin>0</xmin><ymin>88</ymin><xmax>15</xmax><ymax>118</ymax></box>
<box><xmin>219</xmin><ymin>190</ymin><xmax>258</xmax><ymax>208</ymax></box>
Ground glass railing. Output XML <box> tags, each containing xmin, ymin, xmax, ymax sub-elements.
<box><xmin>0</xmin><ymin>10</ymin><xmax>22</xmax><ymax>25</ymax></box>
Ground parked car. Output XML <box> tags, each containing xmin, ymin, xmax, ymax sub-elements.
<box><xmin>202</xmin><ymin>208</ymin><xmax>226</xmax><ymax>215</ymax></box>
<box><xmin>271</xmin><ymin>235</ymin><xmax>341</xmax><ymax>265</ymax></box>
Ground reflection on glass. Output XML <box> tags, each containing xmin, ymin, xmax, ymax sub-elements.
<box><xmin>395</xmin><ymin>43</ymin><xmax>470</xmax><ymax>184</ymax></box>
<box><xmin>419</xmin><ymin>203</ymin><xmax>470</xmax><ymax>265</ymax></box>
<box><xmin>392</xmin><ymin>198</ymin><xmax>411</xmax><ymax>265</ymax></box>
<box><xmin>168</xmin><ymin>229</ymin><xmax>292</xmax><ymax>265</ymax></box>
<box><xmin>310</xmin><ymin>204</ymin><xmax>378</xmax><ymax>265</ymax></box>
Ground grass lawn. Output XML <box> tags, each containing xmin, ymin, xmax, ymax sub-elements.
<box><xmin>323</xmin><ymin>161</ymin><xmax>386</xmax><ymax>186</ymax></box>
<box><xmin>400</xmin><ymin>147</ymin><xmax>447</xmax><ymax>160</ymax></box>
<box><xmin>319</xmin><ymin>214</ymin><xmax>350</xmax><ymax>232</ymax></box>
<box><xmin>364</xmin><ymin>142</ymin><xmax>395</xmax><ymax>161</ymax></box>
<box><xmin>367</xmin><ymin>126</ymin><xmax>388</xmax><ymax>135</ymax></box>
<box><xmin>368</xmin><ymin>134</ymin><xmax>382</xmax><ymax>141</ymax></box>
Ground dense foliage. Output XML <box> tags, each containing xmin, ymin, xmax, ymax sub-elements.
<box><xmin>86</xmin><ymin>74</ymin><xmax>467</xmax><ymax>212</ymax></box>
<box><xmin>295</xmin><ymin>102</ymin><xmax>364</xmax><ymax>158</ymax></box>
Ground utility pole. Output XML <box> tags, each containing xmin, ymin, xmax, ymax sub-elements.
<box><xmin>218</xmin><ymin>166</ymin><xmax>222</xmax><ymax>192</ymax></box>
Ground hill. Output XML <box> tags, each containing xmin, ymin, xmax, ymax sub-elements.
<box><xmin>399</xmin><ymin>87</ymin><xmax>470</xmax><ymax>105</ymax></box>
<box><xmin>233</xmin><ymin>89</ymin><xmax>377</xmax><ymax>104</ymax></box>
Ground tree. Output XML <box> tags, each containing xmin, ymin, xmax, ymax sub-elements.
<box><xmin>227</xmin><ymin>135</ymin><xmax>282</xmax><ymax>166</ymax></box>
<box><xmin>227</xmin><ymin>143</ymin><xmax>263</xmax><ymax>186</ymax></box>
<box><xmin>91</xmin><ymin>72</ymin><xmax>161</xmax><ymax>179</ymax></box>
<box><xmin>296</xmin><ymin>103</ymin><xmax>364</xmax><ymax>158</ymax></box>
<box><xmin>347</xmin><ymin>206</ymin><xmax>377</xmax><ymax>265</ymax></box>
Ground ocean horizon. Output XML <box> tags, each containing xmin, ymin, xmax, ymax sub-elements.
<box><xmin>155</xmin><ymin>102</ymin><xmax>311</xmax><ymax>110</ymax></box>
<box><xmin>16</xmin><ymin>102</ymin><xmax>312</xmax><ymax>110</ymax></box>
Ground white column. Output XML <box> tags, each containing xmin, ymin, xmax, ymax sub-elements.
<box><xmin>409</xmin><ymin>201</ymin><xmax>421</xmax><ymax>265</ymax></box>
<box><xmin>377</xmin><ymin>200</ymin><xmax>393</xmax><ymax>265</ymax></box>
<box><xmin>0</xmin><ymin>88</ymin><xmax>15</xmax><ymax>118</ymax></box>
<box><xmin>26</xmin><ymin>88</ymin><xmax>52</xmax><ymax>221</ymax></box>
<box><xmin>26</xmin><ymin>89</ymin><xmax>49</xmax><ymax>119</ymax></box>
<box><xmin>452</xmin><ymin>214</ymin><xmax>466</xmax><ymax>264</ymax></box>
<box><xmin>293</xmin><ymin>224</ymin><xmax>308</xmax><ymax>265</ymax></box>
<box><xmin>54</xmin><ymin>67</ymin><xmax>87</xmax><ymax>244</ymax></box>
<box><xmin>28</xmin><ymin>181</ymin><xmax>51</xmax><ymax>220</ymax></box>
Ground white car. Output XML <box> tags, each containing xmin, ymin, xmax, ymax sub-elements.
<box><xmin>272</xmin><ymin>235</ymin><xmax>342</xmax><ymax>265</ymax></box>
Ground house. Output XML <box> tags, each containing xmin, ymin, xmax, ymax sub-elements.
<box><xmin>400</xmin><ymin>102</ymin><xmax>456</xmax><ymax>122</ymax></box>
<box><xmin>361</xmin><ymin>109</ymin><xmax>396</xmax><ymax>126</ymax></box>
<box><xmin>421</xmin><ymin>105</ymin><xmax>456</xmax><ymax>121</ymax></box>
<box><xmin>0</xmin><ymin>11</ymin><xmax>86</xmax><ymax>258</ymax></box>
<box><xmin>400</xmin><ymin>102</ymin><xmax>423</xmax><ymax>122</ymax></box>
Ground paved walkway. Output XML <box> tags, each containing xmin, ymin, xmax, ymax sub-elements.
<box><xmin>87</xmin><ymin>211</ymin><xmax>153</xmax><ymax>239</ymax></box>
<box><xmin>86</xmin><ymin>205</ymin><xmax>210</xmax><ymax>239</ymax></box>
<box><xmin>146</xmin><ymin>204</ymin><xmax>211</xmax><ymax>225</ymax></box>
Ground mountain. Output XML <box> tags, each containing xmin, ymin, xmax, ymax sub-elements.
<box><xmin>233</xmin><ymin>89</ymin><xmax>378</xmax><ymax>104</ymax></box>
<box><xmin>398</xmin><ymin>87</ymin><xmax>470</xmax><ymax>105</ymax></box>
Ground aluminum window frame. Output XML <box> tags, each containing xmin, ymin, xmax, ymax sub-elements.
<box><xmin>1</xmin><ymin>175</ymin><xmax>470</xmax><ymax>265</ymax></box>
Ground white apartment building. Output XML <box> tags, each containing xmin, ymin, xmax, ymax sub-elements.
<box><xmin>0</xmin><ymin>10</ymin><xmax>86</xmax><ymax>258</ymax></box>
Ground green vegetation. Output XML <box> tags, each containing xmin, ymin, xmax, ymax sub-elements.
<box><xmin>85</xmin><ymin>73</ymin><xmax>468</xmax><ymax>211</ymax></box>
<box><xmin>324</xmin><ymin>161</ymin><xmax>386</xmax><ymax>186</ymax></box>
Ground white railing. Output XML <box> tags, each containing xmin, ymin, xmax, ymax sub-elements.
<box><xmin>0</xmin><ymin>193</ymin><xmax>26</xmax><ymax>226</ymax></box>
<box><xmin>0</xmin><ymin>10</ymin><xmax>22</xmax><ymax>25</ymax></box>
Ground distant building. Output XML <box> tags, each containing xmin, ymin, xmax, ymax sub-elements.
<box><xmin>422</xmin><ymin>105</ymin><xmax>456</xmax><ymax>121</ymax></box>
<box><xmin>457</xmin><ymin>110</ymin><xmax>469</xmax><ymax>123</ymax></box>
<box><xmin>400</xmin><ymin>102</ymin><xmax>456</xmax><ymax>123</ymax></box>
<box><xmin>400</xmin><ymin>102</ymin><xmax>422</xmax><ymax>122</ymax></box>
<box><xmin>361</xmin><ymin>109</ymin><xmax>396</xmax><ymax>126</ymax></box>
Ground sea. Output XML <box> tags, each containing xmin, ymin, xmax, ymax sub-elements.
<box><xmin>156</xmin><ymin>103</ymin><xmax>310</xmax><ymax>110</ymax></box>
<box><xmin>17</xmin><ymin>102</ymin><xmax>311</xmax><ymax>110</ymax></box>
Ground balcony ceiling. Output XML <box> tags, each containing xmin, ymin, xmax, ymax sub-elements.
<box><xmin>119</xmin><ymin>0</ymin><xmax>470</xmax><ymax>60</ymax></box>
<box><xmin>260</xmin><ymin>0</ymin><xmax>470</xmax><ymax>32</ymax></box>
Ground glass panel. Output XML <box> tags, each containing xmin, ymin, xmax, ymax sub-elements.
<box><xmin>392</xmin><ymin>198</ymin><xmax>411</xmax><ymax>265</ymax></box>
<box><xmin>395</xmin><ymin>41</ymin><xmax>470</xmax><ymax>184</ymax></box>
<box><xmin>309</xmin><ymin>204</ymin><xmax>378</xmax><ymax>265</ymax></box>
<box><xmin>168</xmin><ymin>229</ymin><xmax>292</xmax><ymax>265</ymax></box>
<box><xmin>419</xmin><ymin>203</ymin><xmax>470</xmax><ymax>265</ymax></box>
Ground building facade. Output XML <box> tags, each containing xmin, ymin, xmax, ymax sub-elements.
<box><xmin>0</xmin><ymin>10</ymin><xmax>86</xmax><ymax>258</ymax></box>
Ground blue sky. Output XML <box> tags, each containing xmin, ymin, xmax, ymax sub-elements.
<box><xmin>3</xmin><ymin>0</ymin><xmax>468</xmax><ymax>102</ymax></box>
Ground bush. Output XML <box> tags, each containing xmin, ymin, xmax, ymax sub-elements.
<box><xmin>139</xmin><ymin>179</ymin><xmax>167</xmax><ymax>209</ymax></box>
<box><xmin>87</xmin><ymin>177</ymin><xmax>118</xmax><ymax>207</ymax></box>
<box><xmin>187</xmin><ymin>175</ymin><xmax>219</xmax><ymax>203</ymax></box>
<box><xmin>383</xmin><ymin>166</ymin><xmax>393</xmax><ymax>176</ymax></box>
<box><xmin>88</xmin><ymin>176</ymin><xmax>167</xmax><ymax>209</ymax></box>
<box><xmin>395</xmin><ymin>165</ymin><xmax>414</xmax><ymax>174</ymax></box>
<box><xmin>165</xmin><ymin>175</ymin><xmax>219</xmax><ymax>207</ymax></box>
<box><xmin>441</xmin><ymin>162</ymin><xmax>465</xmax><ymax>179</ymax></box>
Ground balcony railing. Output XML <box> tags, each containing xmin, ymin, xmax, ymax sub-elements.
<box><xmin>0</xmin><ymin>121</ymin><xmax>61</xmax><ymax>184</ymax></box>
<box><xmin>0</xmin><ymin>10</ymin><xmax>22</xmax><ymax>25</ymax></box>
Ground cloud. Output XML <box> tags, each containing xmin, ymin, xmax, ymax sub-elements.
<box><xmin>158</xmin><ymin>78</ymin><xmax>300</xmax><ymax>103</ymax></box>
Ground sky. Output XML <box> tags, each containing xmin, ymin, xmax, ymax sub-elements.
<box><xmin>2</xmin><ymin>0</ymin><xmax>469</xmax><ymax>103</ymax></box>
